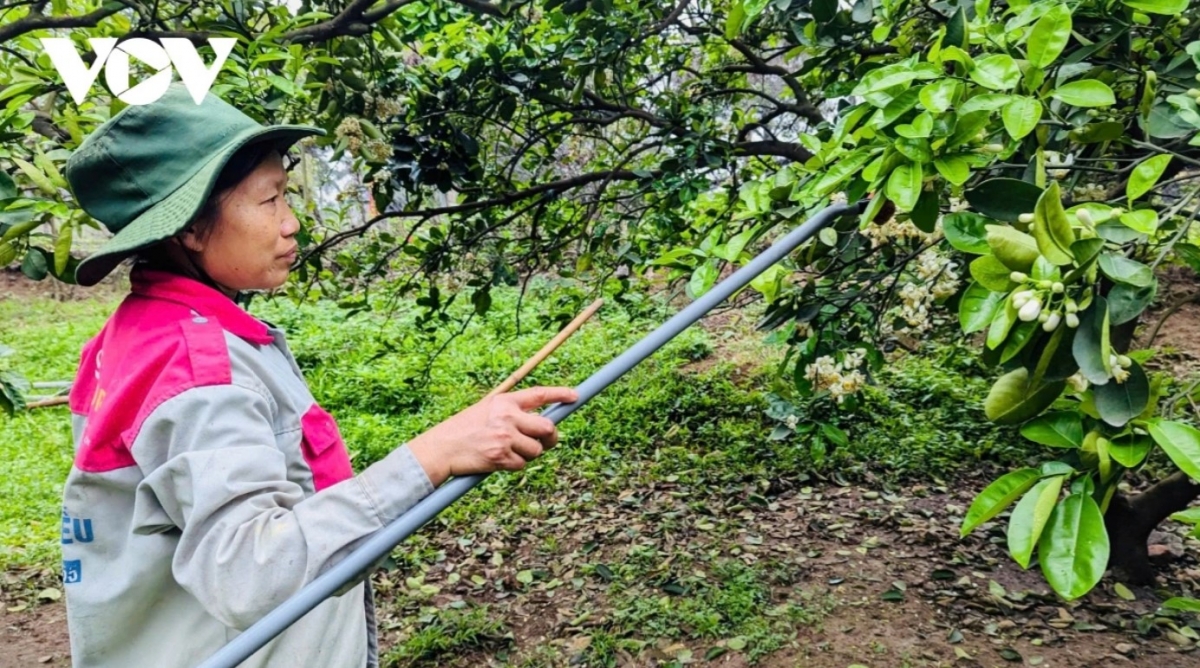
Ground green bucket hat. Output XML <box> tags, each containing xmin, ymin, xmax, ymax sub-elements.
<box><xmin>66</xmin><ymin>81</ymin><xmax>327</xmax><ymax>286</ymax></box>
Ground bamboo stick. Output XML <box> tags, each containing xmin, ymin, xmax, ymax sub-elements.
<box><xmin>486</xmin><ymin>297</ymin><xmax>604</xmax><ymax>397</ymax></box>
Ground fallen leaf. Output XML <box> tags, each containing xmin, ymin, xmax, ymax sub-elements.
<box><xmin>1113</xmin><ymin>582</ymin><xmax>1136</xmax><ymax>601</ymax></box>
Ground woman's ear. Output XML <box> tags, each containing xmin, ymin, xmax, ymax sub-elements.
<box><xmin>179</xmin><ymin>225</ymin><xmax>205</xmax><ymax>253</ymax></box>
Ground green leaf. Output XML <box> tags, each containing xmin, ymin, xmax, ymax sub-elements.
<box><xmin>1148</xmin><ymin>419</ymin><xmax>1200</xmax><ymax>482</ymax></box>
<box><xmin>1118</xmin><ymin>209</ymin><xmax>1158</xmax><ymax>235</ymax></box>
<box><xmin>0</xmin><ymin>241</ymin><xmax>15</xmax><ymax>267</ymax></box>
<box><xmin>984</xmin><ymin>367</ymin><xmax>1066</xmax><ymax>425</ymax></box>
<box><xmin>987</xmin><ymin>299</ymin><xmax>1018</xmax><ymax>349</ymax></box>
<box><xmin>0</xmin><ymin>172</ymin><xmax>15</xmax><ymax>201</ymax></box>
<box><xmin>886</xmin><ymin>162</ymin><xmax>923</xmax><ymax>212</ymax></box>
<box><xmin>970</xmin><ymin>55</ymin><xmax>1021</xmax><ymax>91</ymax></box>
<box><xmin>959</xmin><ymin>93</ymin><xmax>1013</xmax><ymax>116</ymax></box>
<box><xmin>966</xmin><ymin>179</ymin><xmax>1043</xmax><ymax>222</ymax></box>
<box><xmin>961</xmin><ymin>468</ymin><xmax>1041</xmax><ymax>536</ymax></box>
<box><xmin>688</xmin><ymin>260</ymin><xmax>719</xmax><ymax>298</ymax></box>
<box><xmin>1162</xmin><ymin>597</ymin><xmax>1200</xmax><ymax>612</ymax></box>
<box><xmin>54</xmin><ymin>222</ymin><xmax>72</xmax><ymax>275</ymax></box>
<box><xmin>1002</xmin><ymin>320</ymin><xmax>1040</xmax><ymax>364</ymax></box>
<box><xmin>1094</xmin><ymin>362</ymin><xmax>1149</xmax><ymax>428</ymax></box>
<box><xmin>921</xmin><ymin>79</ymin><xmax>960</xmax><ymax>115</ymax></box>
<box><xmin>943</xmin><ymin>213</ymin><xmax>991</xmax><ymax>254</ymax></box>
<box><xmin>1108</xmin><ymin>281</ymin><xmax>1157</xmax><ymax>326</ymax></box>
<box><xmin>724</xmin><ymin>1</ymin><xmax>747</xmax><ymax>39</ymax></box>
<box><xmin>811</xmin><ymin>0</ymin><xmax>838</xmax><ymax>22</ymax></box>
<box><xmin>894</xmin><ymin>137</ymin><xmax>933</xmax><ymax>163</ymax></box>
<box><xmin>20</xmin><ymin>247</ymin><xmax>47</xmax><ymax>281</ymax></box>
<box><xmin>1127</xmin><ymin>155</ymin><xmax>1172</xmax><ymax>202</ymax></box>
<box><xmin>1008</xmin><ymin>475</ymin><xmax>1065</xmax><ymax>569</ymax></box>
<box><xmin>1002</xmin><ymin>97</ymin><xmax>1043</xmax><ymax>140</ymax></box>
<box><xmin>1039</xmin><ymin>493</ymin><xmax>1110</xmax><ymax>600</ymax></box>
<box><xmin>911</xmin><ymin>189</ymin><xmax>940</xmax><ymax>233</ymax></box>
<box><xmin>1021</xmin><ymin>411</ymin><xmax>1084</xmax><ymax>448</ymax></box>
<box><xmin>812</xmin><ymin>149</ymin><xmax>875</xmax><ymax>197</ymax></box>
<box><xmin>1070</xmin><ymin>122</ymin><xmax>1126</xmax><ymax>144</ymax></box>
<box><xmin>987</xmin><ymin>225</ymin><xmax>1041</xmax><ymax>272</ymax></box>
<box><xmin>934</xmin><ymin>156</ymin><xmax>971</xmax><ymax>186</ymax></box>
<box><xmin>971</xmin><ymin>255</ymin><xmax>1017</xmax><ymax>292</ymax></box>
<box><xmin>1171</xmin><ymin>507</ymin><xmax>1200</xmax><ymax>525</ymax></box>
<box><xmin>1121</xmin><ymin>0</ymin><xmax>1189</xmax><ymax>15</ymax></box>
<box><xmin>1073</xmin><ymin>297</ymin><xmax>1112</xmax><ymax>385</ymax></box>
<box><xmin>1027</xmin><ymin>4</ymin><xmax>1073</xmax><ymax>68</ymax></box>
<box><xmin>855</xmin><ymin>63</ymin><xmax>925</xmax><ymax>96</ymax></box>
<box><xmin>960</xmin><ymin>282</ymin><xmax>1007</xmax><ymax>334</ymax></box>
<box><xmin>1108</xmin><ymin>433</ymin><xmax>1153</xmax><ymax>468</ymax></box>
<box><xmin>1033</xmin><ymin>182</ymin><xmax>1075</xmax><ymax>266</ymax></box>
<box><xmin>1052</xmin><ymin>80</ymin><xmax>1116</xmax><ymax>108</ymax></box>
<box><xmin>265</xmin><ymin>74</ymin><xmax>299</xmax><ymax>97</ymax></box>
<box><xmin>877</xmin><ymin>89</ymin><xmax>923</xmax><ymax>128</ymax></box>
<box><xmin>944</xmin><ymin>7</ymin><xmax>967</xmax><ymax>50</ymax></box>
<box><xmin>822</xmin><ymin>422</ymin><xmax>849</xmax><ymax>448</ymax></box>
<box><xmin>1098</xmin><ymin>253</ymin><xmax>1154</xmax><ymax>288</ymax></box>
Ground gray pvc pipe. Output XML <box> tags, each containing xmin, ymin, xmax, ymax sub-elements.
<box><xmin>197</xmin><ymin>199</ymin><xmax>863</xmax><ymax>668</ymax></box>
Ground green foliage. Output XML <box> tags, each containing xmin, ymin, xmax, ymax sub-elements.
<box><xmin>383</xmin><ymin>605</ymin><xmax>511</xmax><ymax>667</ymax></box>
<box><xmin>0</xmin><ymin>297</ymin><xmax>114</xmax><ymax>569</ymax></box>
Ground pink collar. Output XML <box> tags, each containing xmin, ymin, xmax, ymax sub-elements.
<box><xmin>129</xmin><ymin>267</ymin><xmax>275</xmax><ymax>345</ymax></box>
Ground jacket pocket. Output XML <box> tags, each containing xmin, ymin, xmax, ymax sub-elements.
<box><xmin>299</xmin><ymin>403</ymin><xmax>354</xmax><ymax>491</ymax></box>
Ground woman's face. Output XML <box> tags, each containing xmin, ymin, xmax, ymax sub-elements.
<box><xmin>183</xmin><ymin>150</ymin><xmax>300</xmax><ymax>292</ymax></box>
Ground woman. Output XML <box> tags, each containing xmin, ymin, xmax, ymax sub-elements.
<box><xmin>60</xmin><ymin>82</ymin><xmax>574</xmax><ymax>667</ymax></box>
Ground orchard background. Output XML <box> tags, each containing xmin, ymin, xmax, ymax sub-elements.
<box><xmin>2</xmin><ymin>0</ymin><xmax>1200</xmax><ymax>665</ymax></box>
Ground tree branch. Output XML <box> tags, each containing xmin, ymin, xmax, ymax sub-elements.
<box><xmin>0</xmin><ymin>1</ymin><xmax>124</xmax><ymax>44</ymax></box>
<box><xmin>283</xmin><ymin>0</ymin><xmax>505</xmax><ymax>44</ymax></box>
<box><xmin>734</xmin><ymin>140</ymin><xmax>813</xmax><ymax>163</ymax></box>
<box><xmin>299</xmin><ymin>169</ymin><xmax>661</xmax><ymax>264</ymax></box>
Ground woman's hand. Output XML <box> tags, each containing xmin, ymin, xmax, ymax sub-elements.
<box><xmin>406</xmin><ymin>386</ymin><xmax>578</xmax><ymax>486</ymax></box>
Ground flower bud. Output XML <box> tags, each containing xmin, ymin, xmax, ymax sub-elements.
<box><xmin>1181</xmin><ymin>17</ymin><xmax>1191</xmax><ymax>26</ymax></box>
<box><xmin>1043</xmin><ymin>313</ymin><xmax>1062</xmax><ymax>332</ymax></box>
<box><xmin>981</xmin><ymin>143</ymin><xmax>1006</xmax><ymax>154</ymax></box>
<box><xmin>1075</xmin><ymin>209</ymin><xmax>1094</xmax><ymax>226</ymax></box>
<box><xmin>1117</xmin><ymin>355</ymin><xmax>1132</xmax><ymax>368</ymax></box>
<box><xmin>1012</xmin><ymin>290</ymin><xmax>1034</xmax><ymax>307</ymax></box>
<box><xmin>1065</xmin><ymin>300</ymin><xmax>1078</xmax><ymax>314</ymax></box>
<box><xmin>1052</xmin><ymin>282</ymin><xmax>1065</xmax><ymax>294</ymax></box>
<box><xmin>1018</xmin><ymin>299</ymin><xmax>1042</xmax><ymax>322</ymax></box>
<box><xmin>1039</xmin><ymin>312</ymin><xmax>1050</xmax><ymax>323</ymax></box>
<box><xmin>1038</xmin><ymin>280</ymin><xmax>1053</xmax><ymax>289</ymax></box>
<box><xmin>1018</xmin><ymin>213</ymin><xmax>1034</xmax><ymax>224</ymax></box>
<box><xmin>1066</xmin><ymin>312</ymin><xmax>1080</xmax><ymax>328</ymax></box>
<box><xmin>1010</xmin><ymin>271</ymin><xmax>1028</xmax><ymax>283</ymax></box>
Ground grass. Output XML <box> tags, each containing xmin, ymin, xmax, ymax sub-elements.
<box><xmin>0</xmin><ymin>297</ymin><xmax>116</xmax><ymax>570</ymax></box>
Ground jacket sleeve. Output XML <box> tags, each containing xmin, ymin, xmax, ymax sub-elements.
<box><xmin>130</xmin><ymin>381</ymin><xmax>434</xmax><ymax>631</ymax></box>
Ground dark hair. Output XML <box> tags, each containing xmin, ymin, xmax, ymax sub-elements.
<box><xmin>133</xmin><ymin>140</ymin><xmax>282</xmax><ymax>269</ymax></box>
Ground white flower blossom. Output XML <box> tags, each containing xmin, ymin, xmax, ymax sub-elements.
<box><xmin>804</xmin><ymin>352</ymin><xmax>868</xmax><ymax>404</ymax></box>
<box><xmin>1067</xmin><ymin>372</ymin><xmax>1089</xmax><ymax>392</ymax></box>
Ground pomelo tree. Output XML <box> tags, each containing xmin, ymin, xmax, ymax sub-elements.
<box><xmin>3</xmin><ymin>0</ymin><xmax>1200</xmax><ymax>600</ymax></box>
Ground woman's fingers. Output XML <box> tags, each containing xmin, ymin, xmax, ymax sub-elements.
<box><xmin>508</xmin><ymin>432</ymin><xmax>544</xmax><ymax>465</ymax></box>
<box><xmin>512</xmin><ymin>411</ymin><xmax>557</xmax><ymax>447</ymax></box>
<box><xmin>507</xmin><ymin>386</ymin><xmax>578</xmax><ymax>411</ymax></box>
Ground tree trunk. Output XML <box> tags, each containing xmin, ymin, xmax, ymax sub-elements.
<box><xmin>1105</xmin><ymin>471</ymin><xmax>1200</xmax><ymax>584</ymax></box>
